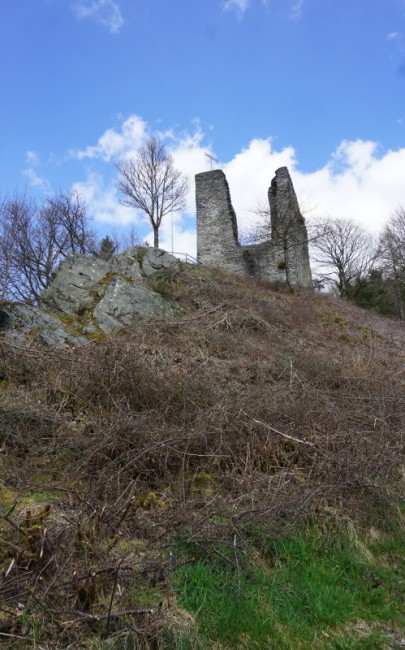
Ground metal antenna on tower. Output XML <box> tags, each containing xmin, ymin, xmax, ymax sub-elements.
<box><xmin>205</xmin><ymin>152</ymin><xmax>219</xmax><ymax>170</ymax></box>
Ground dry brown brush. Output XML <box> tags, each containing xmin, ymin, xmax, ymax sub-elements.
<box><xmin>0</xmin><ymin>266</ymin><xmax>403</xmax><ymax>645</ymax></box>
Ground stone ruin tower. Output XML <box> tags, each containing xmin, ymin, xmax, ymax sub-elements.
<box><xmin>195</xmin><ymin>167</ymin><xmax>313</xmax><ymax>289</ymax></box>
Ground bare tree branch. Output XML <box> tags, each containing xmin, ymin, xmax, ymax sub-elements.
<box><xmin>310</xmin><ymin>217</ymin><xmax>376</xmax><ymax>298</ymax></box>
<box><xmin>0</xmin><ymin>191</ymin><xmax>95</xmax><ymax>303</ymax></box>
<box><xmin>376</xmin><ymin>206</ymin><xmax>405</xmax><ymax>320</ymax></box>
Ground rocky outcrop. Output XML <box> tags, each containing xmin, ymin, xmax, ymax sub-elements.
<box><xmin>0</xmin><ymin>303</ymin><xmax>87</xmax><ymax>348</ymax></box>
<box><xmin>41</xmin><ymin>255</ymin><xmax>114</xmax><ymax>315</ymax></box>
<box><xmin>41</xmin><ymin>247</ymin><xmax>180</xmax><ymax>333</ymax></box>
<box><xmin>1</xmin><ymin>248</ymin><xmax>181</xmax><ymax>347</ymax></box>
<box><xmin>93</xmin><ymin>278</ymin><xmax>177</xmax><ymax>333</ymax></box>
<box><xmin>195</xmin><ymin>166</ymin><xmax>313</xmax><ymax>289</ymax></box>
<box><xmin>141</xmin><ymin>248</ymin><xmax>181</xmax><ymax>277</ymax></box>
<box><xmin>113</xmin><ymin>247</ymin><xmax>144</xmax><ymax>281</ymax></box>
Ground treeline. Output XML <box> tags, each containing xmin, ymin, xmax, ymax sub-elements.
<box><xmin>0</xmin><ymin>191</ymin><xmax>139</xmax><ymax>304</ymax></box>
<box><xmin>310</xmin><ymin>209</ymin><xmax>405</xmax><ymax>321</ymax></box>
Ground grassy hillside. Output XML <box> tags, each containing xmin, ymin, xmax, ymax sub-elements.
<box><xmin>0</xmin><ymin>265</ymin><xmax>404</xmax><ymax>648</ymax></box>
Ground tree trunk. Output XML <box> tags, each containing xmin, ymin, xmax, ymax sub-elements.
<box><xmin>153</xmin><ymin>226</ymin><xmax>159</xmax><ymax>249</ymax></box>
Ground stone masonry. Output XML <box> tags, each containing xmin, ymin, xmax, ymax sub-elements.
<box><xmin>195</xmin><ymin>167</ymin><xmax>313</xmax><ymax>289</ymax></box>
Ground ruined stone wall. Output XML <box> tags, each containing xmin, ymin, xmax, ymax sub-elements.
<box><xmin>195</xmin><ymin>167</ymin><xmax>313</xmax><ymax>289</ymax></box>
<box><xmin>196</xmin><ymin>170</ymin><xmax>246</xmax><ymax>276</ymax></box>
<box><xmin>268</xmin><ymin>167</ymin><xmax>313</xmax><ymax>288</ymax></box>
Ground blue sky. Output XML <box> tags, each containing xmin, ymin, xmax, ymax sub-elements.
<box><xmin>1</xmin><ymin>0</ymin><xmax>405</xmax><ymax>253</ymax></box>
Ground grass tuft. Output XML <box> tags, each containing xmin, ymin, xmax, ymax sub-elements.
<box><xmin>173</xmin><ymin>522</ymin><xmax>404</xmax><ymax>648</ymax></box>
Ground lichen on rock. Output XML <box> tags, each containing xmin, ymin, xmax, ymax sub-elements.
<box><xmin>0</xmin><ymin>248</ymin><xmax>182</xmax><ymax>348</ymax></box>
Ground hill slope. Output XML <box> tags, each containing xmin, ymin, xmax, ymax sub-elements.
<box><xmin>0</xmin><ymin>265</ymin><xmax>404</xmax><ymax>648</ymax></box>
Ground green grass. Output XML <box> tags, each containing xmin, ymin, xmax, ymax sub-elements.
<box><xmin>173</xmin><ymin>521</ymin><xmax>404</xmax><ymax>649</ymax></box>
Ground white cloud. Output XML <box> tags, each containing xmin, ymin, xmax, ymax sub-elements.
<box><xmin>23</xmin><ymin>149</ymin><xmax>54</xmax><ymax>192</ymax></box>
<box><xmin>223</xmin><ymin>138</ymin><xmax>297</xmax><ymax>235</ymax></box>
<box><xmin>72</xmin><ymin>172</ymin><xmax>135</xmax><ymax>225</ymax></box>
<box><xmin>23</xmin><ymin>168</ymin><xmax>49</xmax><ymax>190</ymax></box>
<box><xmin>290</xmin><ymin>0</ymin><xmax>304</xmax><ymax>20</ymax></box>
<box><xmin>25</xmin><ymin>150</ymin><xmax>40</xmax><ymax>166</ymax></box>
<box><xmin>298</xmin><ymin>142</ymin><xmax>405</xmax><ymax>232</ymax></box>
<box><xmin>168</xmin><ymin>127</ymin><xmax>213</xmax><ymax>214</ymax></box>
<box><xmin>223</xmin><ymin>0</ymin><xmax>251</xmax><ymax>17</ymax></box>
<box><xmin>386</xmin><ymin>30</ymin><xmax>404</xmax><ymax>53</ymax></box>
<box><xmin>72</xmin><ymin>115</ymin><xmax>148</xmax><ymax>161</ymax></box>
<box><xmin>331</xmin><ymin>139</ymin><xmax>378</xmax><ymax>177</ymax></box>
<box><xmin>223</xmin><ymin>0</ymin><xmax>304</xmax><ymax>19</ymax></box>
<box><xmin>23</xmin><ymin>151</ymin><xmax>52</xmax><ymax>193</ymax></box>
<box><xmin>224</xmin><ymin>138</ymin><xmax>405</xmax><ymax>235</ymax></box>
<box><xmin>72</xmin><ymin>0</ymin><xmax>124</xmax><ymax>34</ymax></box>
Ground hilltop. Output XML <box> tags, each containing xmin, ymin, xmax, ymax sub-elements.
<box><xmin>0</xmin><ymin>263</ymin><xmax>404</xmax><ymax>648</ymax></box>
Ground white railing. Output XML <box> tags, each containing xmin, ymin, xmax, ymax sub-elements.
<box><xmin>171</xmin><ymin>252</ymin><xmax>200</xmax><ymax>265</ymax></box>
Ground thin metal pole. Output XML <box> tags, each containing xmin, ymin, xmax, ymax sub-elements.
<box><xmin>171</xmin><ymin>187</ymin><xmax>174</xmax><ymax>254</ymax></box>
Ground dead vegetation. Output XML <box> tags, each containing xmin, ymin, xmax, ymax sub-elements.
<box><xmin>0</xmin><ymin>265</ymin><xmax>404</xmax><ymax>647</ymax></box>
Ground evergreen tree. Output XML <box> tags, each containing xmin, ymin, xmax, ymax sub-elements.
<box><xmin>98</xmin><ymin>235</ymin><xmax>116</xmax><ymax>261</ymax></box>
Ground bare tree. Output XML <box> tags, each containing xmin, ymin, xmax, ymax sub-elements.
<box><xmin>44</xmin><ymin>191</ymin><xmax>96</xmax><ymax>255</ymax></box>
<box><xmin>0</xmin><ymin>191</ymin><xmax>95</xmax><ymax>303</ymax></box>
<box><xmin>244</xmin><ymin>197</ymin><xmax>315</xmax><ymax>246</ymax></box>
<box><xmin>311</xmin><ymin>217</ymin><xmax>376</xmax><ymax>298</ymax></box>
<box><xmin>0</xmin><ymin>194</ymin><xmax>36</xmax><ymax>301</ymax></box>
<box><xmin>105</xmin><ymin>224</ymin><xmax>142</xmax><ymax>254</ymax></box>
<box><xmin>116</xmin><ymin>137</ymin><xmax>189</xmax><ymax>249</ymax></box>
<box><xmin>243</xmin><ymin>199</ymin><xmax>272</xmax><ymax>245</ymax></box>
<box><xmin>120</xmin><ymin>223</ymin><xmax>142</xmax><ymax>250</ymax></box>
<box><xmin>0</xmin><ymin>195</ymin><xmax>19</xmax><ymax>300</ymax></box>
<box><xmin>378</xmin><ymin>206</ymin><xmax>405</xmax><ymax>321</ymax></box>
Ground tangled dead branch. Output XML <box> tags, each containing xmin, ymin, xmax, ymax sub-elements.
<box><xmin>0</xmin><ymin>266</ymin><xmax>403</xmax><ymax>646</ymax></box>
